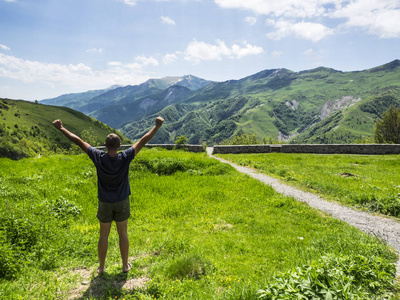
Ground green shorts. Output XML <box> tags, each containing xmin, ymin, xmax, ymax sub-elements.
<box><xmin>97</xmin><ymin>197</ymin><xmax>131</xmax><ymax>223</ymax></box>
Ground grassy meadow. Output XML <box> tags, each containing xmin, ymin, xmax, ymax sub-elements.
<box><xmin>217</xmin><ymin>152</ymin><xmax>400</xmax><ymax>218</ymax></box>
<box><xmin>0</xmin><ymin>149</ymin><xmax>398</xmax><ymax>299</ymax></box>
<box><xmin>0</xmin><ymin>99</ymin><xmax>130</xmax><ymax>159</ymax></box>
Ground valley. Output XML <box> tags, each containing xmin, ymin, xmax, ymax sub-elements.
<box><xmin>40</xmin><ymin>60</ymin><xmax>400</xmax><ymax>145</ymax></box>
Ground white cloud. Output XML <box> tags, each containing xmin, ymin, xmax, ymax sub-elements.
<box><xmin>161</xmin><ymin>16</ymin><xmax>176</xmax><ymax>25</ymax></box>
<box><xmin>303</xmin><ymin>48</ymin><xmax>323</xmax><ymax>64</ymax></box>
<box><xmin>267</xmin><ymin>20</ymin><xmax>333</xmax><ymax>42</ymax></box>
<box><xmin>331</xmin><ymin>0</ymin><xmax>400</xmax><ymax>38</ymax></box>
<box><xmin>163</xmin><ymin>53</ymin><xmax>179</xmax><ymax>65</ymax></box>
<box><xmin>271</xmin><ymin>50</ymin><xmax>283</xmax><ymax>57</ymax></box>
<box><xmin>120</xmin><ymin>0</ymin><xmax>175</xmax><ymax>6</ymax></box>
<box><xmin>185</xmin><ymin>40</ymin><xmax>230</xmax><ymax>63</ymax></box>
<box><xmin>214</xmin><ymin>0</ymin><xmax>330</xmax><ymax>18</ymax></box>
<box><xmin>86</xmin><ymin>48</ymin><xmax>103</xmax><ymax>54</ymax></box>
<box><xmin>107</xmin><ymin>61</ymin><xmax>122</xmax><ymax>66</ymax></box>
<box><xmin>304</xmin><ymin>48</ymin><xmax>315</xmax><ymax>56</ymax></box>
<box><xmin>121</xmin><ymin>0</ymin><xmax>138</xmax><ymax>6</ymax></box>
<box><xmin>245</xmin><ymin>16</ymin><xmax>257</xmax><ymax>26</ymax></box>
<box><xmin>184</xmin><ymin>39</ymin><xmax>263</xmax><ymax>63</ymax></box>
<box><xmin>134</xmin><ymin>55</ymin><xmax>159</xmax><ymax>66</ymax></box>
<box><xmin>231</xmin><ymin>42</ymin><xmax>264</xmax><ymax>58</ymax></box>
<box><xmin>0</xmin><ymin>53</ymin><xmax>93</xmax><ymax>84</ymax></box>
<box><xmin>0</xmin><ymin>53</ymin><xmax>157</xmax><ymax>93</ymax></box>
<box><xmin>216</xmin><ymin>0</ymin><xmax>400</xmax><ymax>39</ymax></box>
<box><xmin>4</xmin><ymin>0</ymin><xmax>17</xmax><ymax>2</ymax></box>
<box><xmin>0</xmin><ymin>44</ymin><xmax>11</xmax><ymax>51</ymax></box>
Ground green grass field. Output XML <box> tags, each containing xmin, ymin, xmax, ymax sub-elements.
<box><xmin>217</xmin><ymin>152</ymin><xmax>400</xmax><ymax>218</ymax></box>
<box><xmin>1</xmin><ymin>149</ymin><xmax>398</xmax><ymax>299</ymax></box>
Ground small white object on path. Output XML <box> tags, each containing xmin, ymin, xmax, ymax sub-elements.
<box><xmin>207</xmin><ymin>148</ymin><xmax>400</xmax><ymax>277</ymax></box>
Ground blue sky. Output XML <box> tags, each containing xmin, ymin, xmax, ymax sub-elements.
<box><xmin>1</xmin><ymin>0</ymin><xmax>400</xmax><ymax>100</ymax></box>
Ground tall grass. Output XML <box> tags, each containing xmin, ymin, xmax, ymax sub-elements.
<box><xmin>0</xmin><ymin>149</ymin><xmax>398</xmax><ymax>299</ymax></box>
<box><xmin>218</xmin><ymin>152</ymin><xmax>400</xmax><ymax>217</ymax></box>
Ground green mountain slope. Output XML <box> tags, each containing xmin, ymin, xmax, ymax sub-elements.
<box><xmin>39</xmin><ymin>60</ymin><xmax>400</xmax><ymax>145</ymax></box>
<box><xmin>89</xmin><ymin>85</ymin><xmax>195</xmax><ymax>128</ymax></box>
<box><xmin>123</xmin><ymin>60</ymin><xmax>400</xmax><ymax>145</ymax></box>
<box><xmin>301</xmin><ymin>88</ymin><xmax>400</xmax><ymax>143</ymax></box>
<box><xmin>41</xmin><ymin>75</ymin><xmax>212</xmax><ymax>116</ymax></box>
<box><xmin>0</xmin><ymin>99</ymin><xmax>130</xmax><ymax>159</ymax></box>
<box><xmin>39</xmin><ymin>86</ymin><xmax>119</xmax><ymax>109</ymax></box>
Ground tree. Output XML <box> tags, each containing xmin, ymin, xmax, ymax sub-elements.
<box><xmin>374</xmin><ymin>106</ymin><xmax>400</xmax><ymax>144</ymax></box>
<box><xmin>81</xmin><ymin>127</ymin><xmax>98</xmax><ymax>147</ymax></box>
<box><xmin>70</xmin><ymin>127</ymin><xmax>98</xmax><ymax>153</ymax></box>
<box><xmin>175</xmin><ymin>135</ymin><xmax>188</xmax><ymax>145</ymax></box>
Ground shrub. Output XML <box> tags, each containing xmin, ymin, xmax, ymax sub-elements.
<box><xmin>0</xmin><ymin>233</ymin><xmax>19</xmax><ymax>279</ymax></box>
<box><xmin>374</xmin><ymin>106</ymin><xmax>400</xmax><ymax>143</ymax></box>
<box><xmin>46</xmin><ymin>196</ymin><xmax>81</xmax><ymax>220</ymax></box>
<box><xmin>133</xmin><ymin>157</ymin><xmax>187</xmax><ymax>175</ymax></box>
<box><xmin>175</xmin><ymin>135</ymin><xmax>188</xmax><ymax>145</ymax></box>
<box><xmin>165</xmin><ymin>253</ymin><xmax>211</xmax><ymax>280</ymax></box>
<box><xmin>1</xmin><ymin>216</ymin><xmax>39</xmax><ymax>251</ymax></box>
<box><xmin>132</xmin><ymin>154</ymin><xmax>234</xmax><ymax>176</ymax></box>
<box><xmin>0</xmin><ymin>215</ymin><xmax>42</xmax><ymax>279</ymax></box>
<box><xmin>258</xmin><ymin>254</ymin><xmax>396</xmax><ymax>299</ymax></box>
<box><xmin>219</xmin><ymin>133</ymin><xmax>276</xmax><ymax>145</ymax></box>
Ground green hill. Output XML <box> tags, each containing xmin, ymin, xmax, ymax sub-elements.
<box><xmin>39</xmin><ymin>60</ymin><xmax>400</xmax><ymax>145</ymax></box>
<box><xmin>0</xmin><ymin>99</ymin><xmax>130</xmax><ymax>159</ymax></box>
<box><xmin>122</xmin><ymin>60</ymin><xmax>400</xmax><ymax>144</ymax></box>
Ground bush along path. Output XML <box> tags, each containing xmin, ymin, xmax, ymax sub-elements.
<box><xmin>207</xmin><ymin>148</ymin><xmax>400</xmax><ymax>277</ymax></box>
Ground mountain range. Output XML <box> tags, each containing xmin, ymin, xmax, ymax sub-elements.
<box><xmin>40</xmin><ymin>60</ymin><xmax>400</xmax><ymax>145</ymax></box>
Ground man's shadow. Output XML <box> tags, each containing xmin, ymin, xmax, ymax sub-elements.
<box><xmin>77</xmin><ymin>272</ymin><xmax>131</xmax><ymax>299</ymax></box>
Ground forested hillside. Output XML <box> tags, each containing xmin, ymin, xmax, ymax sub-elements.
<box><xmin>0</xmin><ymin>99</ymin><xmax>130</xmax><ymax>159</ymax></box>
<box><xmin>123</xmin><ymin>60</ymin><xmax>400</xmax><ymax>144</ymax></box>
<box><xmin>40</xmin><ymin>60</ymin><xmax>400</xmax><ymax>145</ymax></box>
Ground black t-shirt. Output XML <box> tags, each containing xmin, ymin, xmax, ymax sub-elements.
<box><xmin>87</xmin><ymin>146</ymin><xmax>135</xmax><ymax>203</ymax></box>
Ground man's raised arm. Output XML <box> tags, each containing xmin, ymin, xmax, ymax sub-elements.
<box><xmin>133</xmin><ymin>117</ymin><xmax>164</xmax><ymax>156</ymax></box>
<box><xmin>53</xmin><ymin>119</ymin><xmax>90</xmax><ymax>153</ymax></box>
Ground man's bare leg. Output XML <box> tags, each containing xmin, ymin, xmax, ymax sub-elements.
<box><xmin>116</xmin><ymin>219</ymin><xmax>130</xmax><ymax>272</ymax></box>
<box><xmin>98</xmin><ymin>222</ymin><xmax>112</xmax><ymax>273</ymax></box>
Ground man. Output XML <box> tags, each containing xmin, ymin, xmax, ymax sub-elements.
<box><xmin>53</xmin><ymin>117</ymin><xmax>164</xmax><ymax>273</ymax></box>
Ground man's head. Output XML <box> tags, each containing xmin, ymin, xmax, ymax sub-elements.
<box><xmin>105</xmin><ymin>133</ymin><xmax>121</xmax><ymax>150</ymax></box>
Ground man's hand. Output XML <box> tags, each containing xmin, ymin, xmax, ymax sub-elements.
<box><xmin>155</xmin><ymin>116</ymin><xmax>164</xmax><ymax>128</ymax></box>
<box><xmin>134</xmin><ymin>116</ymin><xmax>164</xmax><ymax>156</ymax></box>
<box><xmin>53</xmin><ymin>119</ymin><xmax>63</xmax><ymax>130</ymax></box>
<box><xmin>52</xmin><ymin>119</ymin><xmax>90</xmax><ymax>153</ymax></box>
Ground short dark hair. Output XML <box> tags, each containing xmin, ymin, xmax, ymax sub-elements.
<box><xmin>105</xmin><ymin>133</ymin><xmax>121</xmax><ymax>150</ymax></box>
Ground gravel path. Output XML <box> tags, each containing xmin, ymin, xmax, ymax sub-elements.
<box><xmin>207</xmin><ymin>148</ymin><xmax>400</xmax><ymax>277</ymax></box>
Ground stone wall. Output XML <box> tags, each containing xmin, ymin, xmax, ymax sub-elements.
<box><xmin>144</xmin><ymin>144</ymin><xmax>204</xmax><ymax>152</ymax></box>
<box><xmin>212</xmin><ymin>144</ymin><xmax>400</xmax><ymax>155</ymax></box>
<box><xmin>98</xmin><ymin>144</ymin><xmax>400</xmax><ymax>155</ymax></box>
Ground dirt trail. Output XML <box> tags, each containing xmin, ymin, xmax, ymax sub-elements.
<box><xmin>207</xmin><ymin>148</ymin><xmax>400</xmax><ymax>277</ymax></box>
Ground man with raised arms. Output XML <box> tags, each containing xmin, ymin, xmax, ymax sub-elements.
<box><xmin>53</xmin><ymin>117</ymin><xmax>164</xmax><ymax>273</ymax></box>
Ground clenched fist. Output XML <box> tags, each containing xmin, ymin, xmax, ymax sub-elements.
<box><xmin>155</xmin><ymin>117</ymin><xmax>164</xmax><ymax>128</ymax></box>
<box><xmin>52</xmin><ymin>119</ymin><xmax>63</xmax><ymax>130</ymax></box>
